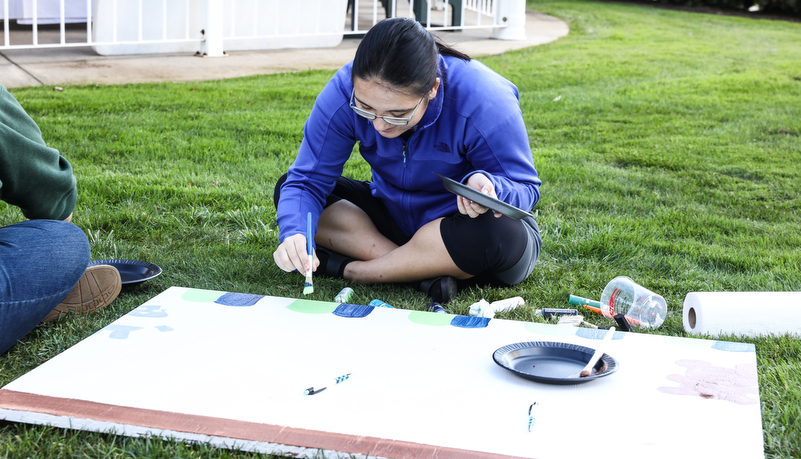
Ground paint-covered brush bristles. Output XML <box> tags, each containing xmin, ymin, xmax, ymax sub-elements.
<box><xmin>303</xmin><ymin>212</ymin><xmax>314</xmax><ymax>295</ymax></box>
<box><xmin>303</xmin><ymin>268</ymin><xmax>313</xmax><ymax>295</ymax></box>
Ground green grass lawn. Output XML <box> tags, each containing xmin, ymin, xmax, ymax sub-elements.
<box><xmin>2</xmin><ymin>0</ymin><xmax>800</xmax><ymax>457</ymax></box>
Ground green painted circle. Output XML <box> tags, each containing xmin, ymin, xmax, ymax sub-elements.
<box><xmin>181</xmin><ymin>289</ymin><xmax>224</xmax><ymax>303</ymax></box>
<box><xmin>407</xmin><ymin>310</ymin><xmax>454</xmax><ymax>326</ymax></box>
<box><xmin>287</xmin><ymin>299</ymin><xmax>338</xmax><ymax>314</ymax></box>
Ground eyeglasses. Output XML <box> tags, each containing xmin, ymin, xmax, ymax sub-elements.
<box><xmin>349</xmin><ymin>89</ymin><xmax>426</xmax><ymax>126</ymax></box>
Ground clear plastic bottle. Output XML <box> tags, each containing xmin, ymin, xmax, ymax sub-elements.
<box><xmin>600</xmin><ymin>276</ymin><xmax>667</xmax><ymax>328</ymax></box>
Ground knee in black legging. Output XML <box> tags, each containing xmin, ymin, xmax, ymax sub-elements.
<box><xmin>440</xmin><ymin>212</ymin><xmax>531</xmax><ymax>276</ymax></box>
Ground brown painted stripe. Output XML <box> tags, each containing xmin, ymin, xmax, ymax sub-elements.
<box><xmin>0</xmin><ymin>389</ymin><xmax>527</xmax><ymax>459</ymax></box>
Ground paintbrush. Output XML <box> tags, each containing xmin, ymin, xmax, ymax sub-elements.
<box><xmin>569</xmin><ymin>326</ymin><xmax>615</xmax><ymax>378</ymax></box>
<box><xmin>303</xmin><ymin>212</ymin><xmax>314</xmax><ymax>295</ymax></box>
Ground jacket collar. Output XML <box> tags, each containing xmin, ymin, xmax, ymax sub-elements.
<box><xmin>415</xmin><ymin>54</ymin><xmax>447</xmax><ymax>132</ymax></box>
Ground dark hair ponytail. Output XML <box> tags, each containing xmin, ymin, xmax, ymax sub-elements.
<box><xmin>352</xmin><ymin>17</ymin><xmax>470</xmax><ymax>98</ymax></box>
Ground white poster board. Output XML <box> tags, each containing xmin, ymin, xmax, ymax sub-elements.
<box><xmin>0</xmin><ymin>287</ymin><xmax>764</xmax><ymax>459</ymax></box>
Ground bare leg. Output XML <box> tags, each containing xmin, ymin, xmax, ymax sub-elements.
<box><xmin>344</xmin><ymin>218</ymin><xmax>471</xmax><ymax>284</ymax></box>
<box><xmin>315</xmin><ymin>200</ymin><xmax>470</xmax><ymax>284</ymax></box>
<box><xmin>315</xmin><ymin>200</ymin><xmax>397</xmax><ymax>261</ymax></box>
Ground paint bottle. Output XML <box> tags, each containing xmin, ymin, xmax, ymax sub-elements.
<box><xmin>469</xmin><ymin>299</ymin><xmax>494</xmax><ymax>318</ymax></box>
<box><xmin>334</xmin><ymin>287</ymin><xmax>354</xmax><ymax>303</ymax></box>
<box><xmin>428</xmin><ymin>303</ymin><xmax>448</xmax><ymax>313</ymax></box>
<box><xmin>469</xmin><ymin>297</ymin><xmax>525</xmax><ymax>318</ymax></box>
<box><xmin>600</xmin><ymin>276</ymin><xmax>667</xmax><ymax>328</ymax></box>
<box><xmin>490</xmin><ymin>296</ymin><xmax>525</xmax><ymax>313</ymax></box>
<box><xmin>369</xmin><ymin>299</ymin><xmax>395</xmax><ymax>309</ymax></box>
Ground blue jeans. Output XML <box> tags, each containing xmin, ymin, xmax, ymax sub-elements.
<box><xmin>0</xmin><ymin>220</ymin><xmax>90</xmax><ymax>355</ymax></box>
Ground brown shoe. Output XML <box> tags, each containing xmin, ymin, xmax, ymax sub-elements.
<box><xmin>43</xmin><ymin>264</ymin><xmax>122</xmax><ymax>323</ymax></box>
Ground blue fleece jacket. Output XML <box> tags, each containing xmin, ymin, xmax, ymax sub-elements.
<box><xmin>276</xmin><ymin>55</ymin><xmax>540</xmax><ymax>243</ymax></box>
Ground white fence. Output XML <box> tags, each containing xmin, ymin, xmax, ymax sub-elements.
<box><xmin>1</xmin><ymin>0</ymin><xmax>525</xmax><ymax>55</ymax></box>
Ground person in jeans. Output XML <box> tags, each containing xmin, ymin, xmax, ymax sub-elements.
<box><xmin>1</xmin><ymin>84</ymin><xmax>121</xmax><ymax>355</ymax></box>
<box><xmin>273</xmin><ymin>18</ymin><xmax>541</xmax><ymax>303</ymax></box>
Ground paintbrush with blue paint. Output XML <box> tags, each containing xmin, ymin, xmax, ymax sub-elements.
<box><xmin>303</xmin><ymin>212</ymin><xmax>314</xmax><ymax>295</ymax></box>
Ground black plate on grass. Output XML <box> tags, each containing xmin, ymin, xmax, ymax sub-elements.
<box><xmin>493</xmin><ymin>341</ymin><xmax>618</xmax><ymax>385</ymax></box>
<box><xmin>89</xmin><ymin>259</ymin><xmax>162</xmax><ymax>286</ymax></box>
<box><xmin>437</xmin><ymin>174</ymin><xmax>534</xmax><ymax>220</ymax></box>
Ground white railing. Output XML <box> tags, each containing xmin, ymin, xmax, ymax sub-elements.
<box><xmin>1</xmin><ymin>0</ymin><xmax>524</xmax><ymax>55</ymax></box>
<box><xmin>1</xmin><ymin>0</ymin><xmax>95</xmax><ymax>49</ymax></box>
<box><xmin>0</xmin><ymin>0</ymin><xmax>203</xmax><ymax>52</ymax></box>
<box><xmin>347</xmin><ymin>0</ymin><xmax>497</xmax><ymax>34</ymax></box>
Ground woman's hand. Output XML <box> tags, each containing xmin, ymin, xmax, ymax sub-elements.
<box><xmin>456</xmin><ymin>173</ymin><xmax>502</xmax><ymax>218</ymax></box>
<box><xmin>273</xmin><ymin>233</ymin><xmax>319</xmax><ymax>273</ymax></box>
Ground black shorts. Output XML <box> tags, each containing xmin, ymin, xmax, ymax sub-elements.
<box><xmin>275</xmin><ymin>175</ymin><xmax>541</xmax><ymax>286</ymax></box>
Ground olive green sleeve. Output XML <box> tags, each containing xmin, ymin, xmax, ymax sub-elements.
<box><xmin>0</xmin><ymin>86</ymin><xmax>77</xmax><ymax>221</ymax></box>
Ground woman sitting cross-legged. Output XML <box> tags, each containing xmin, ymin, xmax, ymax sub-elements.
<box><xmin>272</xmin><ymin>18</ymin><xmax>541</xmax><ymax>303</ymax></box>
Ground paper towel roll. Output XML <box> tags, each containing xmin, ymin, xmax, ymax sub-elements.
<box><xmin>683</xmin><ymin>292</ymin><xmax>801</xmax><ymax>338</ymax></box>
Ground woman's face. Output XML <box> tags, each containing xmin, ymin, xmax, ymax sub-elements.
<box><xmin>351</xmin><ymin>77</ymin><xmax>440</xmax><ymax>139</ymax></box>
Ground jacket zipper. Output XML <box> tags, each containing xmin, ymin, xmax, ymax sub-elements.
<box><xmin>401</xmin><ymin>141</ymin><xmax>412</xmax><ymax>231</ymax></box>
